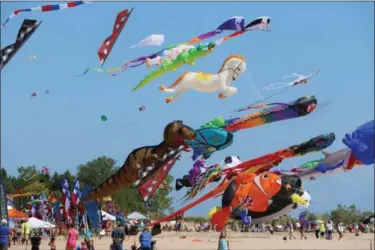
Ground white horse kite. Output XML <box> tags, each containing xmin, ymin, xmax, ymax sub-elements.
<box><xmin>159</xmin><ymin>54</ymin><xmax>247</xmax><ymax>103</ymax></box>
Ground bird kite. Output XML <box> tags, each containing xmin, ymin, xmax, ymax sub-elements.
<box><xmin>262</xmin><ymin>70</ymin><xmax>320</xmax><ymax>90</ymax></box>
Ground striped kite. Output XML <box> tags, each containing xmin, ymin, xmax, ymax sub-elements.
<box><xmin>1</xmin><ymin>1</ymin><xmax>89</xmax><ymax>28</ymax></box>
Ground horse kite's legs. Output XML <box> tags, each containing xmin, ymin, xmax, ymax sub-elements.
<box><xmin>166</xmin><ymin>89</ymin><xmax>187</xmax><ymax>103</ymax></box>
<box><xmin>219</xmin><ymin>86</ymin><xmax>238</xmax><ymax>99</ymax></box>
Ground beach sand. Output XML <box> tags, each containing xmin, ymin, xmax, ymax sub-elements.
<box><xmin>10</xmin><ymin>232</ymin><xmax>374</xmax><ymax>250</ymax></box>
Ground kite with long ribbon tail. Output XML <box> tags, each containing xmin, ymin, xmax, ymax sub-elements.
<box><xmin>97</xmin><ymin>8</ymin><xmax>133</xmax><ymax>65</ymax></box>
<box><xmin>1</xmin><ymin>1</ymin><xmax>89</xmax><ymax>28</ymax></box>
<box><xmin>149</xmin><ymin>133</ymin><xmax>335</xmax><ymax>229</ymax></box>
<box><xmin>129</xmin><ymin>34</ymin><xmax>164</xmax><ymax>49</ymax></box>
<box><xmin>1</xmin><ymin>19</ymin><xmax>42</xmax><ymax>70</ymax></box>
<box><xmin>183</xmin><ymin>133</ymin><xmax>336</xmax><ymax>200</ymax></box>
<box><xmin>82</xmin><ymin>16</ymin><xmax>268</xmax><ymax>76</ymax></box>
<box><xmin>277</xmin><ymin>120</ymin><xmax>374</xmax><ymax>181</ymax></box>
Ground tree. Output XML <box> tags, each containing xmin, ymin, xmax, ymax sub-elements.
<box><xmin>76</xmin><ymin>156</ymin><xmax>117</xmax><ymax>188</ymax></box>
<box><xmin>22</xmin><ymin>182</ymin><xmax>49</xmax><ymax>195</ymax></box>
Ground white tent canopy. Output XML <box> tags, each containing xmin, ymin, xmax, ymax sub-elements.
<box><xmin>28</xmin><ymin>217</ymin><xmax>56</xmax><ymax>229</ymax></box>
<box><xmin>101</xmin><ymin>210</ymin><xmax>116</xmax><ymax>221</ymax></box>
<box><xmin>127</xmin><ymin>212</ymin><xmax>147</xmax><ymax>220</ymax></box>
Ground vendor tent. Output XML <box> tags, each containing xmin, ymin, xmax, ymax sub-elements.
<box><xmin>28</xmin><ymin>217</ymin><xmax>56</xmax><ymax>229</ymax></box>
<box><xmin>101</xmin><ymin>210</ymin><xmax>116</xmax><ymax>221</ymax></box>
<box><xmin>8</xmin><ymin>209</ymin><xmax>28</xmax><ymax>219</ymax></box>
<box><xmin>127</xmin><ymin>212</ymin><xmax>147</xmax><ymax>220</ymax></box>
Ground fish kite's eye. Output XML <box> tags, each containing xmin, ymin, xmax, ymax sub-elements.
<box><xmin>262</xmin><ymin>174</ymin><xmax>269</xmax><ymax>179</ymax></box>
<box><xmin>285</xmin><ymin>184</ymin><xmax>292</xmax><ymax>191</ymax></box>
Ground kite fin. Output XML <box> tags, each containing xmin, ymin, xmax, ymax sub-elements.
<box><xmin>210</xmin><ymin>206</ymin><xmax>230</xmax><ymax>231</ymax></box>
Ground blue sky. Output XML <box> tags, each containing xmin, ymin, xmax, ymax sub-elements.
<box><xmin>1</xmin><ymin>2</ymin><xmax>374</xmax><ymax>217</ymax></box>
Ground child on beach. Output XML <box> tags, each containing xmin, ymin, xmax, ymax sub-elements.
<box><xmin>218</xmin><ymin>231</ymin><xmax>230</xmax><ymax>250</ymax></box>
<box><xmin>48</xmin><ymin>237</ymin><xmax>56</xmax><ymax>250</ymax></box>
<box><xmin>337</xmin><ymin>222</ymin><xmax>344</xmax><ymax>241</ymax></box>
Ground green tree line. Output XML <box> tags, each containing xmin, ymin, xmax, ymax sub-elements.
<box><xmin>1</xmin><ymin>156</ymin><xmax>174</xmax><ymax>217</ymax></box>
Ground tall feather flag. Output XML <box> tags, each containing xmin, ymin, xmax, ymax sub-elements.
<box><xmin>0</xmin><ymin>178</ymin><xmax>8</xmax><ymax>225</ymax></box>
<box><xmin>61</xmin><ymin>179</ymin><xmax>71</xmax><ymax>221</ymax></box>
<box><xmin>0</xmin><ymin>19</ymin><xmax>42</xmax><ymax>70</ymax></box>
<box><xmin>71</xmin><ymin>180</ymin><xmax>81</xmax><ymax>206</ymax></box>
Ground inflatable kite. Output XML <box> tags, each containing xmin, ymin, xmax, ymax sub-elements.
<box><xmin>262</xmin><ymin>70</ymin><xmax>320</xmax><ymax>90</ymax></box>
<box><xmin>132</xmin><ymin>42</ymin><xmax>216</xmax><ymax>91</ymax></box>
<box><xmin>159</xmin><ymin>54</ymin><xmax>247</xmax><ymax>103</ymax></box>
<box><xmin>1</xmin><ymin>19</ymin><xmax>42</xmax><ymax>70</ymax></box>
<box><xmin>185</xmin><ymin>127</ymin><xmax>234</xmax><ymax>161</ymax></box>
<box><xmin>149</xmin><ymin>133</ymin><xmax>335</xmax><ymax>228</ymax></box>
<box><xmin>97</xmin><ymin>8</ymin><xmax>133</xmax><ymax>65</ymax></box>
<box><xmin>276</xmin><ymin>120</ymin><xmax>374</xmax><ymax>180</ymax></box>
<box><xmin>210</xmin><ymin>172</ymin><xmax>308</xmax><ymax>230</ymax></box>
<box><xmin>1</xmin><ymin>1</ymin><xmax>88</xmax><ymax>28</ymax></box>
<box><xmin>228</xmin><ymin>96</ymin><xmax>317</xmax><ymax>131</ymax></box>
<box><xmin>129</xmin><ymin>34</ymin><xmax>164</xmax><ymax>49</ymax></box>
<box><xmin>181</xmin><ymin>133</ymin><xmax>335</xmax><ymax>200</ymax></box>
<box><xmin>232</xmin><ymin>190</ymin><xmax>311</xmax><ymax>225</ymax></box>
<box><xmin>145</xmin><ymin>44</ymin><xmax>195</xmax><ymax>68</ymax></box>
<box><xmin>84</xmin><ymin>120</ymin><xmax>196</xmax><ymax>201</ymax></box>
<box><xmin>343</xmin><ymin>119</ymin><xmax>374</xmax><ymax>165</ymax></box>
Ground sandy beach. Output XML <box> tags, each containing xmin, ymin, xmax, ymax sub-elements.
<box><xmin>9</xmin><ymin>232</ymin><xmax>374</xmax><ymax>250</ymax></box>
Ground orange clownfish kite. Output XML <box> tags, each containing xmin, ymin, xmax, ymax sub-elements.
<box><xmin>211</xmin><ymin>172</ymin><xmax>282</xmax><ymax>231</ymax></box>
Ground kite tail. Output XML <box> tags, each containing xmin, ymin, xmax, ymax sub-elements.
<box><xmin>262</xmin><ymin>82</ymin><xmax>290</xmax><ymax>90</ymax></box>
<box><xmin>210</xmin><ymin>206</ymin><xmax>231</xmax><ymax>231</ymax></box>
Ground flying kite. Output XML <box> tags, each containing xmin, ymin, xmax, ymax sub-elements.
<box><xmin>1</xmin><ymin>1</ymin><xmax>89</xmax><ymax>28</ymax></box>
<box><xmin>28</xmin><ymin>55</ymin><xmax>37</xmax><ymax>60</ymax></box>
<box><xmin>138</xmin><ymin>106</ymin><xmax>146</xmax><ymax>111</ymax></box>
<box><xmin>276</xmin><ymin>120</ymin><xmax>374</xmax><ymax>180</ymax></box>
<box><xmin>100</xmin><ymin>115</ymin><xmax>108</xmax><ymax>121</ymax></box>
<box><xmin>132</xmin><ymin>42</ymin><xmax>216</xmax><ymax>92</ymax></box>
<box><xmin>159</xmin><ymin>54</ymin><xmax>247</xmax><ymax>103</ymax></box>
<box><xmin>83</xmin><ymin>121</ymin><xmax>196</xmax><ymax>201</ymax></box>
<box><xmin>97</xmin><ymin>8</ymin><xmax>133</xmax><ymax>65</ymax></box>
<box><xmin>262</xmin><ymin>70</ymin><xmax>320</xmax><ymax>90</ymax></box>
<box><xmin>232</xmin><ymin>189</ymin><xmax>311</xmax><ymax>225</ymax></box>
<box><xmin>210</xmin><ymin>172</ymin><xmax>308</xmax><ymax>230</ymax></box>
<box><xmin>181</xmin><ymin>133</ymin><xmax>335</xmax><ymax>200</ymax></box>
<box><xmin>82</xmin><ymin>16</ymin><xmax>270</xmax><ymax>76</ymax></box>
<box><xmin>185</xmin><ymin>96</ymin><xmax>317</xmax><ymax>161</ymax></box>
<box><xmin>228</xmin><ymin>96</ymin><xmax>317</xmax><ymax>131</ymax></box>
<box><xmin>41</xmin><ymin>166</ymin><xmax>50</xmax><ymax>175</ymax></box>
<box><xmin>129</xmin><ymin>34</ymin><xmax>164</xmax><ymax>49</ymax></box>
<box><xmin>342</xmin><ymin>119</ymin><xmax>374</xmax><ymax>166</ymax></box>
<box><xmin>0</xmin><ymin>19</ymin><xmax>42</xmax><ymax>70</ymax></box>
<box><xmin>149</xmin><ymin>133</ymin><xmax>335</xmax><ymax>228</ymax></box>
<box><xmin>31</xmin><ymin>92</ymin><xmax>37</xmax><ymax>97</ymax></box>
<box><xmin>186</xmin><ymin>127</ymin><xmax>234</xmax><ymax>161</ymax></box>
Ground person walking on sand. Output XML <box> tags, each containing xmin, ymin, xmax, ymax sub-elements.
<box><xmin>21</xmin><ymin>219</ymin><xmax>30</xmax><ymax>246</ymax></box>
<box><xmin>337</xmin><ymin>222</ymin><xmax>344</xmax><ymax>241</ymax></box>
<box><xmin>66</xmin><ymin>224</ymin><xmax>79</xmax><ymax>250</ymax></box>
<box><xmin>111</xmin><ymin>223</ymin><xmax>125</xmax><ymax>250</ymax></box>
<box><xmin>30</xmin><ymin>230</ymin><xmax>42</xmax><ymax>250</ymax></box>
<box><xmin>139</xmin><ymin>227</ymin><xmax>153</xmax><ymax>250</ymax></box>
<box><xmin>326</xmin><ymin>220</ymin><xmax>333</xmax><ymax>240</ymax></box>
<box><xmin>287</xmin><ymin>221</ymin><xmax>296</xmax><ymax>240</ymax></box>
<box><xmin>319</xmin><ymin>221</ymin><xmax>326</xmax><ymax>240</ymax></box>
<box><xmin>0</xmin><ymin>219</ymin><xmax>10</xmax><ymax>250</ymax></box>
<box><xmin>218</xmin><ymin>231</ymin><xmax>230</xmax><ymax>250</ymax></box>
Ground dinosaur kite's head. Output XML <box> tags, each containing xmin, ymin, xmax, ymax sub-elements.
<box><xmin>164</xmin><ymin>120</ymin><xmax>196</xmax><ymax>148</ymax></box>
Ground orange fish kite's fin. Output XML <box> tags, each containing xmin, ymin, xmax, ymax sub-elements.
<box><xmin>211</xmin><ymin>206</ymin><xmax>231</xmax><ymax>231</ymax></box>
